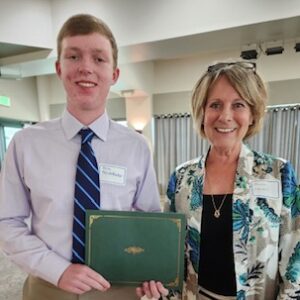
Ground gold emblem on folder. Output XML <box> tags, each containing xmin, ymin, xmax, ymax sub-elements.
<box><xmin>124</xmin><ymin>246</ymin><xmax>145</xmax><ymax>255</ymax></box>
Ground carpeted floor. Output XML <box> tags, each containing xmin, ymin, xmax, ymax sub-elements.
<box><xmin>0</xmin><ymin>251</ymin><xmax>26</xmax><ymax>300</ymax></box>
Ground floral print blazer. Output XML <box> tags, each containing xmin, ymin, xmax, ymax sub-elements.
<box><xmin>164</xmin><ymin>144</ymin><xmax>300</xmax><ymax>300</ymax></box>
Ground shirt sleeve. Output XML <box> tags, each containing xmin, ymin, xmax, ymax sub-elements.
<box><xmin>0</xmin><ymin>137</ymin><xmax>70</xmax><ymax>286</ymax></box>
<box><xmin>132</xmin><ymin>139</ymin><xmax>161</xmax><ymax>212</ymax></box>
<box><xmin>277</xmin><ymin>161</ymin><xmax>300</xmax><ymax>299</ymax></box>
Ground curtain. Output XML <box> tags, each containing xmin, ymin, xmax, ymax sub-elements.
<box><xmin>248</xmin><ymin>105</ymin><xmax>300</xmax><ymax>176</ymax></box>
<box><xmin>154</xmin><ymin>104</ymin><xmax>300</xmax><ymax>194</ymax></box>
<box><xmin>154</xmin><ymin>113</ymin><xmax>210</xmax><ymax>194</ymax></box>
<box><xmin>0</xmin><ymin>125</ymin><xmax>6</xmax><ymax>170</ymax></box>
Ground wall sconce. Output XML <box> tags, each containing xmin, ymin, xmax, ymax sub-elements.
<box><xmin>132</xmin><ymin>121</ymin><xmax>146</xmax><ymax>134</ymax></box>
<box><xmin>121</xmin><ymin>89</ymin><xmax>135</xmax><ymax>97</ymax></box>
<box><xmin>295</xmin><ymin>42</ymin><xmax>300</xmax><ymax>52</ymax></box>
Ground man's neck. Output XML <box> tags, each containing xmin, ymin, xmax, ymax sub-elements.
<box><xmin>67</xmin><ymin>107</ymin><xmax>105</xmax><ymax>126</ymax></box>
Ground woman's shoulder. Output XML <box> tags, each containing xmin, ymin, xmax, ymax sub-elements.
<box><xmin>248</xmin><ymin>147</ymin><xmax>289</xmax><ymax>177</ymax></box>
<box><xmin>251</xmin><ymin>148</ymin><xmax>287</xmax><ymax>165</ymax></box>
<box><xmin>174</xmin><ymin>156</ymin><xmax>204</xmax><ymax>174</ymax></box>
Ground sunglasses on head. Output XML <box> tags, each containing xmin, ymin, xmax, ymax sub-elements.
<box><xmin>207</xmin><ymin>61</ymin><xmax>256</xmax><ymax>73</ymax></box>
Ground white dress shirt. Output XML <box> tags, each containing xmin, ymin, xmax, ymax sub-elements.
<box><xmin>0</xmin><ymin>110</ymin><xmax>161</xmax><ymax>285</ymax></box>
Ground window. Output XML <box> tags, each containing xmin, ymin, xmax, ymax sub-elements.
<box><xmin>0</xmin><ymin>120</ymin><xmax>24</xmax><ymax>170</ymax></box>
<box><xmin>4</xmin><ymin>126</ymin><xmax>22</xmax><ymax>150</ymax></box>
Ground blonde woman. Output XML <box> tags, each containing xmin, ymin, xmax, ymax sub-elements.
<box><xmin>137</xmin><ymin>62</ymin><xmax>300</xmax><ymax>300</ymax></box>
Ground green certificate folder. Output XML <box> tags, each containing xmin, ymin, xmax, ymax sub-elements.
<box><xmin>85</xmin><ymin>210</ymin><xmax>186</xmax><ymax>290</ymax></box>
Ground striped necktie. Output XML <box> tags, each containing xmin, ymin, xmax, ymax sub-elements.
<box><xmin>72</xmin><ymin>128</ymin><xmax>100</xmax><ymax>263</ymax></box>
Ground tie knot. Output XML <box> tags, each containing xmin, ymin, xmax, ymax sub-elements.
<box><xmin>80</xmin><ymin>129</ymin><xmax>95</xmax><ymax>144</ymax></box>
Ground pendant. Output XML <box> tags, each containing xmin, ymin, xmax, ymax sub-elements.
<box><xmin>214</xmin><ymin>210</ymin><xmax>220</xmax><ymax>218</ymax></box>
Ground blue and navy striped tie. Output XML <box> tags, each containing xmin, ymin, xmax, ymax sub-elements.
<box><xmin>72</xmin><ymin>129</ymin><xmax>100</xmax><ymax>264</ymax></box>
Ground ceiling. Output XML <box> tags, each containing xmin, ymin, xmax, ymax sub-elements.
<box><xmin>0</xmin><ymin>42</ymin><xmax>50</xmax><ymax>59</ymax></box>
<box><xmin>120</xmin><ymin>16</ymin><xmax>300</xmax><ymax>63</ymax></box>
<box><xmin>0</xmin><ymin>16</ymin><xmax>299</xmax><ymax>79</ymax></box>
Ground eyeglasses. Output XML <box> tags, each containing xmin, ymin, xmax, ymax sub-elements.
<box><xmin>207</xmin><ymin>61</ymin><xmax>256</xmax><ymax>73</ymax></box>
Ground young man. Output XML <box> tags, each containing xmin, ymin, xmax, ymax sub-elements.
<box><xmin>0</xmin><ymin>14</ymin><xmax>161</xmax><ymax>300</ymax></box>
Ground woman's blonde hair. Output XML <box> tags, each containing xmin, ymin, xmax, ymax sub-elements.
<box><xmin>191</xmin><ymin>61</ymin><xmax>268</xmax><ymax>140</ymax></box>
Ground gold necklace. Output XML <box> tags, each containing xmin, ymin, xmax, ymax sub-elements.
<box><xmin>211</xmin><ymin>194</ymin><xmax>227</xmax><ymax>218</ymax></box>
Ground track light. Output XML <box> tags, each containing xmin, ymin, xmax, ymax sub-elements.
<box><xmin>295</xmin><ymin>43</ymin><xmax>300</xmax><ymax>52</ymax></box>
<box><xmin>263</xmin><ymin>41</ymin><xmax>284</xmax><ymax>56</ymax></box>
<box><xmin>265</xmin><ymin>46</ymin><xmax>284</xmax><ymax>55</ymax></box>
<box><xmin>240</xmin><ymin>49</ymin><xmax>258</xmax><ymax>60</ymax></box>
<box><xmin>240</xmin><ymin>43</ymin><xmax>258</xmax><ymax>60</ymax></box>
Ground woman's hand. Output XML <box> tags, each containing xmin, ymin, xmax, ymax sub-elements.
<box><xmin>136</xmin><ymin>281</ymin><xmax>169</xmax><ymax>299</ymax></box>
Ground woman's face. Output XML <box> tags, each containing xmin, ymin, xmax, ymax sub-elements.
<box><xmin>203</xmin><ymin>75</ymin><xmax>253</xmax><ymax>151</ymax></box>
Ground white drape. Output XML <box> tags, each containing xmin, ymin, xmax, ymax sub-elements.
<box><xmin>0</xmin><ymin>126</ymin><xmax>6</xmax><ymax>170</ymax></box>
<box><xmin>154</xmin><ymin>104</ymin><xmax>300</xmax><ymax>194</ymax></box>
<box><xmin>154</xmin><ymin>113</ymin><xmax>210</xmax><ymax>194</ymax></box>
<box><xmin>248</xmin><ymin>105</ymin><xmax>300</xmax><ymax>176</ymax></box>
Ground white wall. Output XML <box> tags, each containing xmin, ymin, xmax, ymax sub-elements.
<box><xmin>50</xmin><ymin>0</ymin><xmax>300</xmax><ymax>46</ymax></box>
<box><xmin>152</xmin><ymin>80</ymin><xmax>300</xmax><ymax>117</ymax></box>
<box><xmin>153</xmin><ymin>92</ymin><xmax>191</xmax><ymax>115</ymax></box>
<box><xmin>1</xmin><ymin>0</ymin><xmax>299</xmax><ymax>123</ymax></box>
<box><xmin>49</xmin><ymin>95</ymin><xmax>126</xmax><ymax>120</ymax></box>
<box><xmin>48</xmin><ymin>75</ymin><xmax>66</xmax><ymax>104</ymax></box>
<box><xmin>106</xmin><ymin>98</ymin><xmax>126</xmax><ymax>120</ymax></box>
<box><xmin>0</xmin><ymin>0</ymin><xmax>53</xmax><ymax>48</ymax></box>
<box><xmin>1</xmin><ymin>75</ymin><xmax>299</xmax><ymax>125</ymax></box>
<box><xmin>2</xmin><ymin>0</ymin><xmax>300</xmax><ymax>57</ymax></box>
<box><xmin>269</xmin><ymin>79</ymin><xmax>300</xmax><ymax>104</ymax></box>
<box><xmin>154</xmin><ymin>44</ymin><xmax>300</xmax><ymax>95</ymax></box>
<box><xmin>49</xmin><ymin>103</ymin><xmax>65</xmax><ymax>119</ymax></box>
<box><xmin>0</xmin><ymin>78</ymin><xmax>39</xmax><ymax>121</ymax></box>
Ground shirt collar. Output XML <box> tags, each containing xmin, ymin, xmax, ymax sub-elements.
<box><xmin>61</xmin><ymin>109</ymin><xmax>109</xmax><ymax>141</ymax></box>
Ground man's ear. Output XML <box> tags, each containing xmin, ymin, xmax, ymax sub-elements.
<box><xmin>55</xmin><ymin>61</ymin><xmax>61</xmax><ymax>78</ymax></box>
<box><xmin>112</xmin><ymin>67</ymin><xmax>120</xmax><ymax>84</ymax></box>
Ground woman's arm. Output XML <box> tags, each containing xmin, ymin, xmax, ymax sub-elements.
<box><xmin>277</xmin><ymin>162</ymin><xmax>300</xmax><ymax>299</ymax></box>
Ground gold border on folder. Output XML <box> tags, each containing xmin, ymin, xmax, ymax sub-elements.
<box><xmin>87</xmin><ymin>214</ymin><xmax>182</xmax><ymax>287</ymax></box>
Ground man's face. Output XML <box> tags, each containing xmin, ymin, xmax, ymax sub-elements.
<box><xmin>56</xmin><ymin>33</ymin><xmax>119</xmax><ymax>116</ymax></box>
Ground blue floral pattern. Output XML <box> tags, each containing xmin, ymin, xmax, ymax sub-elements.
<box><xmin>286</xmin><ymin>242</ymin><xmax>300</xmax><ymax>283</ymax></box>
<box><xmin>281</xmin><ymin>162</ymin><xmax>300</xmax><ymax>218</ymax></box>
<box><xmin>163</xmin><ymin>144</ymin><xmax>300</xmax><ymax>300</ymax></box>
<box><xmin>233</xmin><ymin>199</ymin><xmax>252</xmax><ymax>242</ymax></box>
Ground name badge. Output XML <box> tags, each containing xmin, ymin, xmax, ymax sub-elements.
<box><xmin>100</xmin><ymin>164</ymin><xmax>127</xmax><ymax>186</ymax></box>
<box><xmin>250</xmin><ymin>179</ymin><xmax>280</xmax><ymax>199</ymax></box>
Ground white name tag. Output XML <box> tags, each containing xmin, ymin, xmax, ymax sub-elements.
<box><xmin>250</xmin><ymin>179</ymin><xmax>280</xmax><ymax>199</ymax></box>
<box><xmin>99</xmin><ymin>164</ymin><xmax>127</xmax><ymax>186</ymax></box>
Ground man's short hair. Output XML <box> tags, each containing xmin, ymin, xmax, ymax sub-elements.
<box><xmin>57</xmin><ymin>14</ymin><xmax>118</xmax><ymax>69</ymax></box>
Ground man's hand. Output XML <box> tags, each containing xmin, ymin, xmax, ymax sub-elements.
<box><xmin>136</xmin><ymin>281</ymin><xmax>169</xmax><ymax>299</ymax></box>
<box><xmin>58</xmin><ymin>264</ymin><xmax>110</xmax><ymax>294</ymax></box>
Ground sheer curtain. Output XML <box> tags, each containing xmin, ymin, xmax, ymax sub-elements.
<box><xmin>154</xmin><ymin>113</ymin><xmax>210</xmax><ymax>194</ymax></box>
<box><xmin>154</xmin><ymin>104</ymin><xmax>300</xmax><ymax>194</ymax></box>
<box><xmin>0</xmin><ymin>126</ymin><xmax>6</xmax><ymax>170</ymax></box>
<box><xmin>248</xmin><ymin>104</ymin><xmax>300</xmax><ymax>176</ymax></box>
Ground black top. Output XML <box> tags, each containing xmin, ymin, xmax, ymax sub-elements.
<box><xmin>198</xmin><ymin>194</ymin><xmax>236</xmax><ymax>296</ymax></box>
